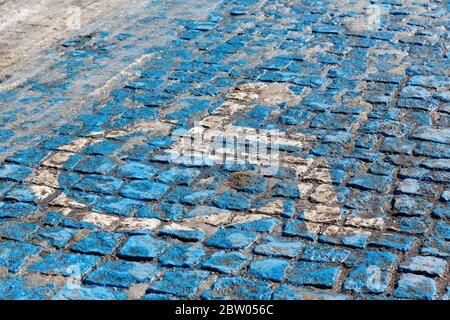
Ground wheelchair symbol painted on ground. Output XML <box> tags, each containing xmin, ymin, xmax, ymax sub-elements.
<box><xmin>28</xmin><ymin>83</ymin><xmax>343</xmax><ymax>237</ymax></box>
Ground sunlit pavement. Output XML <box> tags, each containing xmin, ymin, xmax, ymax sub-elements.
<box><xmin>0</xmin><ymin>0</ymin><xmax>449</xmax><ymax>300</ymax></box>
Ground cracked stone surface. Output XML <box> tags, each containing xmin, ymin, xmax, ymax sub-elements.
<box><xmin>0</xmin><ymin>0</ymin><xmax>449</xmax><ymax>300</ymax></box>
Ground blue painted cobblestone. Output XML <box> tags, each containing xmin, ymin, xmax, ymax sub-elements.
<box><xmin>0</xmin><ymin>0</ymin><xmax>449</xmax><ymax>300</ymax></box>
<box><xmin>85</xmin><ymin>261</ymin><xmax>159</xmax><ymax>288</ymax></box>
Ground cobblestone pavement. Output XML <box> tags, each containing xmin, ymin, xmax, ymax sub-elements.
<box><xmin>0</xmin><ymin>0</ymin><xmax>449</xmax><ymax>300</ymax></box>
<box><xmin>0</xmin><ymin>0</ymin><xmax>135</xmax><ymax>75</ymax></box>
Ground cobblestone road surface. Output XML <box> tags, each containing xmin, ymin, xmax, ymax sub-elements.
<box><xmin>0</xmin><ymin>0</ymin><xmax>449</xmax><ymax>300</ymax></box>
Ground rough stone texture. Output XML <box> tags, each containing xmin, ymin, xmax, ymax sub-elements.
<box><xmin>0</xmin><ymin>0</ymin><xmax>449</xmax><ymax>300</ymax></box>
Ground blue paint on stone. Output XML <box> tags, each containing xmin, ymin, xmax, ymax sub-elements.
<box><xmin>84</xmin><ymin>140</ymin><xmax>123</xmax><ymax>156</ymax></box>
<box><xmin>279</xmin><ymin>109</ymin><xmax>311</xmax><ymax>125</ymax></box>
<box><xmin>347</xmin><ymin>174</ymin><xmax>392</xmax><ymax>192</ymax></box>
<box><xmin>433</xmin><ymin>221</ymin><xmax>450</xmax><ymax>240</ymax></box>
<box><xmin>396</xmin><ymin>178</ymin><xmax>439</xmax><ymax>198</ymax></box>
<box><xmin>74</xmin><ymin>174</ymin><xmax>123</xmax><ymax>195</ymax></box>
<box><xmin>74</xmin><ymin>156</ymin><xmax>117</xmax><ymax>174</ymax></box>
<box><xmin>141</xmin><ymin>293</ymin><xmax>175</xmax><ymax>300</ymax></box>
<box><xmin>212</xmin><ymin>192</ymin><xmax>252</xmax><ymax>210</ymax></box>
<box><xmin>201</xmin><ymin>251</ymin><xmax>249</xmax><ymax>274</ymax></box>
<box><xmin>399</xmin><ymin>256</ymin><xmax>447</xmax><ymax>277</ymax></box>
<box><xmin>119</xmin><ymin>180</ymin><xmax>169</xmax><ymax>200</ymax></box>
<box><xmin>345</xmin><ymin>250</ymin><xmax>397</xmax><ymax>271</ymax></box>
<box><xmin>343</xmin><ymin>266</ymin><xmax>390</xmax><ymax>294</ymax></box>
<box><xmin>0</xmin><ymin>164</ymin><xmax>33</xmax><ymax>182</ymax></box>
<box><xmin>0</xmin><ymin>277</ymin><xmax>55</xmax><ymax>300</ymax></box>
<box><xmin>185</xmin><ymin>205</ymin><xmax>231</xmax><ymax>218</ymax></box>
<box><xmin>421</xmin><ymin>237</ymin><xmax>450</xmax><ymax>258</ymax></box>
<box><xmin>202</xmin><ymin>276</ymin><xmax>271</xmax><ymax>300</ymax></box>
<box><xmin>248</xmin><ymin>258</ymin><xmax>290</xmax><ymax>282</ymax></box>
<box><xmin>93</xmin><ymin>196</ymin><xmax>145</xmax><ymax>216</ymax></box>
<box><xmin>36</xmin><ymin>227</ymin><xmax>77</xmax><ymax>248</ymax></box>
<box><xmin>433</xmin><ymin>204</ymin><xmax>450</xmax><ymax>219</ymax></box>
<box><xmin>273</xmin><ymin>284</ymin><xmax>349</xmax><ymax>300</ymax></box>
<box><xmin>321</xmin><ymin>226</ymin><xmax>370</xmax><ymax>248</ymax></box>
<box><xmin>272</xmin><ymin>182</ymin><xmax>301</xmax><ymax>198</ymax></box>
<box><xmin>28</xmin><ymin>252</ymin><xmax>100</xmax><ymax>276</ymax></box>
<box><xmin>147</xmin><ymin>136</ymin><xmax>174</xmax><ymax>148</ymax></box>
<box><xmin>0</xmin><ymin>181</ymin><xmax>13</xmax><ymax>196</ymax></box>
<box><xmin>0</xmin><ymin>221</ymin><xmax>39</xmax><ymax>242</ymax></box>
<box><xmin>360</xmin><ymin>120</ymin><xmax>411</xmax><ymax>137</ymax></box>
<box><xmin>206</xmin><ymin>228</ymin><xmax>257</xmax><ymax>249</ymax></box>
<box><xmin>310</xmin><ymin>113</ymin><xmax>357</xmax><ymax>131</ymax></box>
<box><xmin>368</xmin><ymin>162</ymin><xmax>396</xmax><ymax>176</ymax></box>
<box><xmin>85</xmin><ymin>261</ymin><xmax>159</xmax><ymax>288</ymax></box>
<box><xmin>158</xmin><ymin>227</ymin><xmax>205</xmax><ymax>242</ymax></box>
<box><xmin>148</xmin><ymin>270</ymin><xmax>209</xmax><ymax>298</ymax></box>
<box><xmin>395</xmin><ymin>217</ymin><xmax>433</xmax><ymax>235</ymax></box>
<box><xmin>0</xmin><ymin>202</ymin><xmax>38</xmax><ymax>218</ymax></box>
<box><xmin>7</xmin><ymin>148</ymin><xmax>50</xmax><ymax>165</ymax></box>
<box><xmin>289</xmin><ymin>261</ymin><xmax>340</xmax><ymax>288</ymax></box>
<box><xmin>137</xmin><ymin>203</ymin><xmax>184</xmax><ymax>220</ymax></box>
<box><xmin>117</xmin><ymin>162</ymin><xmax>158</xmax><ymax>179</ymax></box>
<box><xmin>4</xmin><ymin>185</ymin><xmax>38</xmax><ymax>202</ymax></box>
<box><xmin>370</xmin><ymin>233</ymin><xmax>417</xmax><ymax>252</ymax></box>
<box><xmin>53</xmin><ymin>284</ymin><xmax>127</xmax><ymax>300</ymax></box>
<box><xmin>254</xmin><ymin>236</ymin><xmax>303</xmax><ymax>258</ymax></box>
<box><xmin>38</xmin><ymin>211</ymin><xmax>64</xmax><ymax>226</ymax></box>
<box><xmin>61</xmin><ymin>216</ymin><xmax>97</xmax><ymax>230</ymax></box>
<box><xmin>441</xmin><ymin>190</ymin><xmax>450</xmax><ymax>203</ymax></box>
<box><xmin>283</xmin><ymin>221</ymin><xmax>319</xmax><ymax>240</ymax></box>
<box><xmin>0</xmin><ymin>241</ymin><xmax>42</xmax><ymax>273</ymax></box>
<box><xmin>230</xmin><ymin>217</ymin><xmax>280</xmax><ymax>233</ymax></box>
<box><xmin>380</xmin><ymin>137</ymin><xmax>414</xmax><ymax>155</ymax></box>
<box><xmin>0</xmin><ymin>0</ymin><xmax>449</xmax><ymax>300</ymax></box>
<box><xmin>394</xmin><ymin>274</ymin><xmax>437</xmax><ymax>300</ymax></box>
<box><xmin>156</xmin><ymin>167</ymin><xmax>200</xmax><ymax>185</ymax></box>
<box><xmin>230</xmin><ymin>7</ymin><xmax>250</xmax><ymax>16</ymax></box>
<box><xmin>118</xmin><ymin>235</ymin><xmax>168</xmax><ymax>260</ymax></box>
<box><xmin>158</xmin><ymin>244</ymin><xmax>205</xmax><ymax>267</ymax></box>
<box><xmin>394</xmin><ymin>195</ymin><xmax>433</xmax><ymax>216</ymax></box>
<box><xmin>0</xmin><ymin>130</ymin><xmax>13</xmax><ymax>143</ymax></box>
<box><xmin>180</xmin><ymin>190</ymin><xmax>216</xmax><ymax>205</ymax></box>
<box><xmin>231</xmin><ymin>174</ymin><xmax>267</xmax><ymax>194</ymax></box>
<box><xmin>301</xmin><ymin>244</ymin><xmax>351</xmax><ymax>264</ymax></box>
<box><xmin>70</xmin><ymin>231</ymin><xmax>122</xmax><ymax>255</ymax></box>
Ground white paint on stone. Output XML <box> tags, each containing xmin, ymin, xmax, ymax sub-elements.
<box><xmin>322</xmin><ymin>226</ymin><xmax>371</xmax><ymax>239</ymax></box>
<box><xmin>250</xmin><ymin>199</ymin><xmax>284</xmax><ymax>215</ymax></box>
<box><xmin>30</xmin><ymin>169</ymin><xmax>60</xmax><ymax>188</ymax></box>
<box><xmin>41</xmin><ymin>151</ymin><xmax>74</xmax><ymax>169</ymax></box>
<box><xmin>345</xmin><ymin>211</ymin><xmax>385</xmax><ymax>230</ymax></box>
<box><xmin>80</xmin><ymin>212</ymin><xmax>120</xmax><ymax>229</ymax></box>
<box><xmin>50</xmin><ymin>193</ymin><xmax>87</xmax><ymax>209</ymax></box>
<box><xmin>303</xmin><ymin>167</ymin><xmax>334</xmax><ymax>184</ymax></box>
<box><xmin>310</xmin><ymin>184</ymin><xmax>340</xmax><ymax>204</ymax></box>
<box><xmin>300</xmin><ymin>205</ymin><xmax>341</xmax><ymax>223</ymax></box>
<box><xmin>162</xmin><ymin>223</ymin><xmax>199</xmax><ymax>232</ymax></box>
<box><xmin>229</xmin><ymin>214</ymin><xmax>272</xmax><ymax>226</ymax></box>
<box><xmin>28</xmin><ymin>82</ymin><xmax>345</xmax><ymax>232</ymax></box>
<box><xmin>302</xmin><ymin>222</ymin><xmax>322</xmax><ymax>236</ymax></box>
<box><xmin>185</xmin><ymin>213</ymin><xmax>232</xmax><ymax>227</ymax></box>
<box><xmin>116</xmin><ymin>217</ymin><xmax>161</xmax><ymax>232</ymax></box>
<box><xmin>30</xmin><ymin>185</ymin><xmax>56</xmax><ymax>201</ymax></box>
<box><xmin>58</xmin><ymin>138</ymin><xmax>93</xmax><ymax>153</ymax></box>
